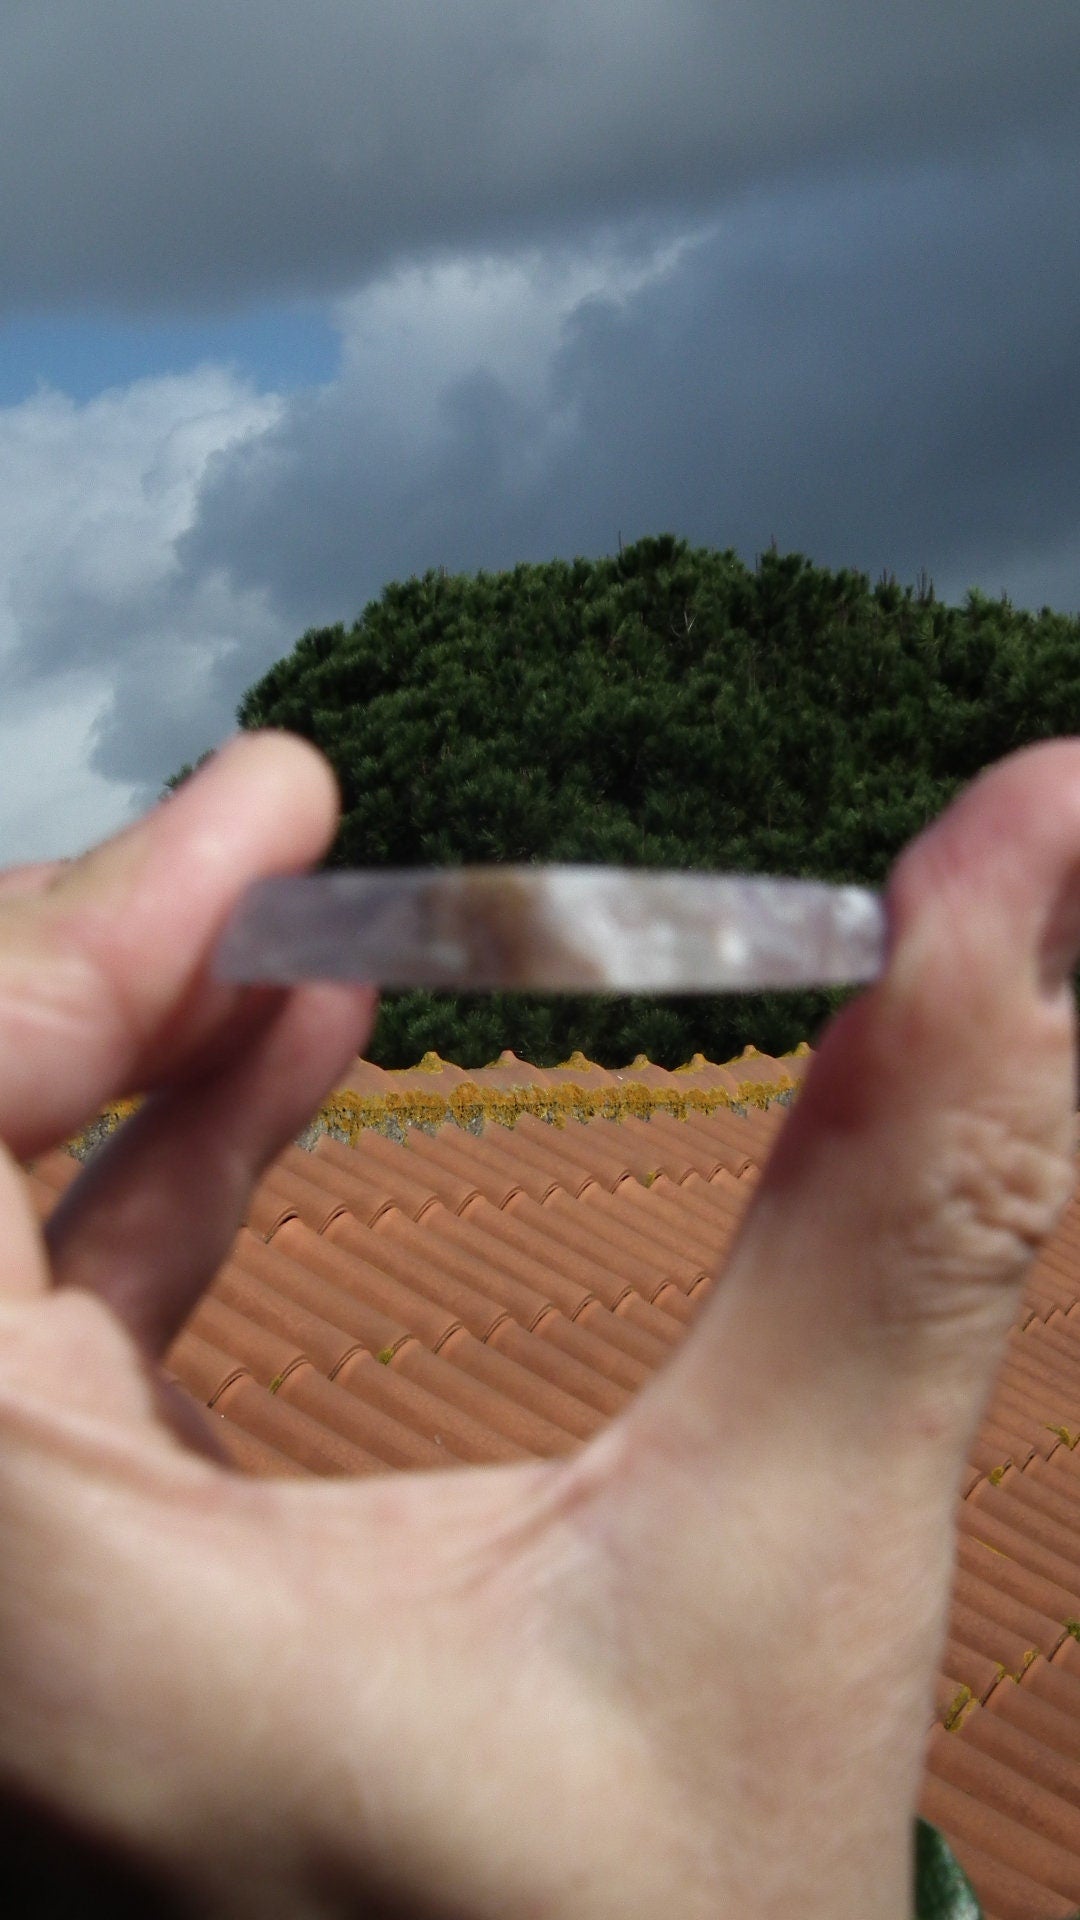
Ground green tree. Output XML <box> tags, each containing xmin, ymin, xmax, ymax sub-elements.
<box><xmin>185</xmin><ymin>536</ymin><xmax>1080</xmax><ymax>1068</ymax></box>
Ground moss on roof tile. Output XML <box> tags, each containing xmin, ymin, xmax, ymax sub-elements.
<box><xmin>65</xmin><ymin>1052</ymin><xmax>802</xmax><ymax>1156</ymax></box>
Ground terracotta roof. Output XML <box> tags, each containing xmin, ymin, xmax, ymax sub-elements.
<box><xmin>24</xmin><ymin>1045</ymin><xmax>1080</xmax><ymax>1919</ymax></box>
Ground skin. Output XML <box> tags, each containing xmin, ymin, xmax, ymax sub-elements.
<box><xmin>0</xmin><ymin>727</ymin><xmax>1078</xmax><ymax>1917</ymax></box>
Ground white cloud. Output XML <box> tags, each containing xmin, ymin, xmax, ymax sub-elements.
<box><xmin>0</xmin><ymin>234</ymin><xmax>715</xmax><ymax>868</ymax></box>
<box><xmin>0</xmin><ymin>371</ymin><xmax>281</xmax><ymax>662</ymax></box>
<box><xmin>176</xmin><ymin>236</ymin><xmax>708</xmax><ymax>642</ymax></box>
<box><xmin>0</xmin><ymin>368</ymin><xmax>285</xmax><ymax>864</ymax></box>
<box><xmin>331</xmin><ymin>234</ymin><xmax>705</xmax><ymax>411</ymax></box>
<box><xmin>0</xmin><ymin>675</ymin><xmax>139</xmax><ymax>863</ymax></box>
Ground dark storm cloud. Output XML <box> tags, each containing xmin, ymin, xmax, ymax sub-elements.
<box><xmin>170</xmin><ymin>139</ymin><xmax>1080</xmax><ymax>739</ymax></box>
<box><xmin>541</xmin><ymin>150</ymin><xmax>1080</xmax><ymax>607</ymax></box>
<box><xmin>2</xmin><ymin>0</ymin><xmax>1078</xmax><ymax>313</ymax></box>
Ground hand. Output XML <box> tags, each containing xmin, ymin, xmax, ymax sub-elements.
<box><xmin>0</xmin><ymin>730</ymin><xmax>1076</xmax><ymax>1919</ymax></box>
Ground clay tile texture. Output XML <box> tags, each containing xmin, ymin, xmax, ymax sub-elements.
<box><xmin>24</xmin><ymin>1039</ymin><xmax>1080</xmax><ymax>1919</ymax></box>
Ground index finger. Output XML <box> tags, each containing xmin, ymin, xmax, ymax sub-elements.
<box><xmin>0</xmin><ymin>731</ymin><xmax>342</xmax><ymax>1161</ymax></box>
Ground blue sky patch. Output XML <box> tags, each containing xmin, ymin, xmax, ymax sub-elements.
<box><xmin>0</xmin><ymin>301</ymin><xmax>341</xmax><ymax>406</ymax></box>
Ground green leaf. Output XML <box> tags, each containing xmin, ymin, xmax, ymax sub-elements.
<box><xmin>914</xmin><ymin>1819</ymin><xmax>982</xmax><ymax>1919</ymax></box>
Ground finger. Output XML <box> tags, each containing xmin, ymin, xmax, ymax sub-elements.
<box><xmin>0</xmin><ymin>859</ymin><xmax>70</xmax><ymax>902</ymax></box>
<box><xmin>631</xmin><ymin>741</ymin><xmax>1080</xmax><ymax>1485</ymax></box>
<box><xmin>557</xmin><ymin>739</ymin><xmax>1080</xmax><ymax>1622</ymax></box>
<box><xmin>525</xmin><ymin>742</ymin><xmax>1080</xmax><ymax>1913</ymax></box>
<box><xmin>0</xmin><ymin>730</ymin><xmax>342</xmax><ymax>1161</ymax></box>
<box><xmin>44</xmin><ymin>978</ymin><xmax>375</xmax><ymax>1355</ymax></box>
<box><xmin>562</xmin><ymin>740</ymin><xmax>1080</xmax><ymax>1603</ymax></box>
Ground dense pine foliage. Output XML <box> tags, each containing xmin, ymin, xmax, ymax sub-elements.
<box><xmin>208</xmin><ymin>535</ymin><xmax>1080</xmax><ymax>1067</ymax></box>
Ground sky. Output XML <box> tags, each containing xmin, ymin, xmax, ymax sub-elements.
<box><xmin>1</xmin><ymin>1</ymin><xmax>1078</xmax><ymax>863</ymax></box>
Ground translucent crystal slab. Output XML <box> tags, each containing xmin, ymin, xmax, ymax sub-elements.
<box><xmin>213</xmin><ymin>867</ymin><xmax>887</xmax><ymax>994</ymax></box>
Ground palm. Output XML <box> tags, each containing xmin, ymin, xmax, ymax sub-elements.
<box><xmin>0</xmin><ymin>1246</ymin><xmax>700</xmax><ymax>1915</ymax></box>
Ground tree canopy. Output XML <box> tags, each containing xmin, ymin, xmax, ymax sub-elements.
<box><xmin>189</xmin><ymin>535</ymin><xmax>1080</xmax><ymax>1067</ymax></box>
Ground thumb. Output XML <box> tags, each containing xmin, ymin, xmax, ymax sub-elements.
<box><xmin>537</xmin><ymin>741</ymin><xmax>1080</xmax><ymax>1920</ymax></box>
<box><xmin>641</xmin><ymin>736</ymin><xmax>1080</xmax><ymax>1487</ymax></box>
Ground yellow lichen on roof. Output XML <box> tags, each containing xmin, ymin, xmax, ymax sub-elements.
<box><xmin>64</xmin><ymin>1048</ymin><xmax>808</xmax><ymax>1157</ymax></box>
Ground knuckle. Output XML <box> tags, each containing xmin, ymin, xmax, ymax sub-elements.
<box><xmin>891</xmin><ymin>1110</ymin><xmax>1075</xmax><ymax>1309</ymax></box>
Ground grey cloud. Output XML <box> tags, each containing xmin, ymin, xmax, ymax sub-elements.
<box><xmin>541</xmin><ymin>150</ymin><xmax>1080</xmax><ymax>604</ymax></box>
<box><xmin>10</xmin><ymin>561</ymin><xmax>288</xmax><ymax>796</ymax></box>
<box><xmin>0</xmin><ymin>365</ymin><xmax>283</xmax><ymax>809</ymax></box>
<box><xmin>175</xmin><ymin>365</ymin><xmax>556</xmax><ymax>637</ymax></box>
<box><xmin>172</xmin><ymin>142</ymin><xmax>1080</xmax><ymax>721</ymax></box>
<box><xmin>87</xmin><ymin>631</ymin><xmax>252</xmax><ymax>790</ymax></box>
<box><xmin>0</xmin><ymin>672</ymin><xmax>143</xmax><ymax>864</ymax></box>
<box><xmin>2</xmin><ymin>0</ymin><xmax>1078</xmax><ymax>313</ymax></box>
